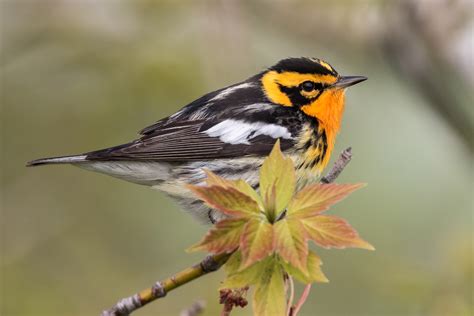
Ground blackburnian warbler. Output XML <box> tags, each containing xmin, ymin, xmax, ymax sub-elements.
<box><xmin>28</xmin><ymin>57</ymin><xmax>366</xmax><ymax>223</ymax></box>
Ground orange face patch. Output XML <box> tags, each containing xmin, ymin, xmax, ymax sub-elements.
<box><xmin>261</xmin><ymin>71</ymin><xmax>338</xmax><ymax>107</ymax></box>
<box><xmin>301</xmin><ymin>88</ymin><xmax>346</xmax><ymax>169</ymax></box>
<box><xmin>261</xmin><ymin>67</ymin><xmax>346</xmax><ymax>171</ymax></box>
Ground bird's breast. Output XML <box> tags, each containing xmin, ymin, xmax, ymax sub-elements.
<box><xmin>293</xmin><ymin>123</ymin><xmax>331</xmax><ymax>183</ymax></box>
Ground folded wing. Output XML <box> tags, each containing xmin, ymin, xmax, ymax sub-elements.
<box><xmin>86</xmin><ymin>118</ymin><xmax>296</xmax><ymax>162</ymax></box>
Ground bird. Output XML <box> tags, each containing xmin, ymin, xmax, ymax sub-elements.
<box><xmin>27</xmin><ymin>57</ymin><xmax>367</xmax><ymax>224</ymax></box>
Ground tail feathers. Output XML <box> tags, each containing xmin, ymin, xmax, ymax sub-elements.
<box><xmin>27</xmin><ymin>155</ymin><xmax>88</xmax><ymax>167</ymax></box>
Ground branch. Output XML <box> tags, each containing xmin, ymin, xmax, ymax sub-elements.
<box><xmin>100</xmin><ymin>147</ymin><xmax>353</xmax><ymax>315</ymax></box>
<box><xmin>321</xmin><ymin>147</ymin><xmax>352</xmax><ymax>184</ymax></box>
<box><xmin>101</xmin><ymin>253</ymin><xmax>231</xmax><ymax>316</ymax></box>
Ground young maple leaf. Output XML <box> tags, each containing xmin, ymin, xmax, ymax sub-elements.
<box><xmin>187</xmin><ymin>140</ymin><xmax>374</xmax><ymax>315</ymax></box>
<box><xmin>271</xmin><ymin>182</ymin><xmax>374</xmax><ymax>275</ymax></box>
<box><xmin>287</xmin><ymin>183</ymin><xmax>375</xmax><ymax>251</ymax></box>
<box><xmin>187</xmin><ymin>141</ymin><xmax>295</xmax><ymax>268</ymax></box>
<box><xmin>259</xmin><ymin>140</ymin><xmax>296</xmax><ymax>221</ymax></box>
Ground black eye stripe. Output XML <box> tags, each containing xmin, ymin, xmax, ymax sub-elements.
<box><xmin>300</xmin><ymin>81</ymin><xmax>324</xmax><ymax>92</ymax></box>
<box><xmin>314</xmin><ymin>83</ymin><xmax>324</xmax><ymax>90</ymax></box>
<box><xmin>278</xmin><ymin>82</ymin><xmax>326</xmax><ymax>108</ymax></box>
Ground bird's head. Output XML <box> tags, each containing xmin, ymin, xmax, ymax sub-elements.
<box><xmin>261</xmin><ymin>57</ymin><xmax>366</xmax><ymax>133</ymax></box>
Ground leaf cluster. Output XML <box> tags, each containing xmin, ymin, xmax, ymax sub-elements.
<box><xmin>188</xmin><ymin>141</ymin><xmax>373</xmax><ymax>315</ymax></box>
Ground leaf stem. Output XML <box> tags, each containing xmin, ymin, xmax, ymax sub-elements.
<box><xmin>286</xmin><ymin>276</ymin><xmax>295</xmax><ymax>316</ymax></box>
<box><xmin>291</xmin><ymin>284</ymin><xmax>312</xmax><ymax>316</ymax></box>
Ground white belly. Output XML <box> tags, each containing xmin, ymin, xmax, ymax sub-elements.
<box><xmin>77</xmin><ymin>161</ymin><xmax>172</xmax><ymax>185</ymax></box>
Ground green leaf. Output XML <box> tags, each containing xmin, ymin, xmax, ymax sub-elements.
<box><xmin>263</xmin><ymin>184</ymin><xmax>277</xmax><ymax>221</ymax></box>
<box><xmin>253</xmin><ymin>257</ymin><xmax>286</xmax><ymax>316</ymax></box>
<box><xmin>288</xmin><ymin>183</ymin><xmax>366</xmax><ymax>217</ymax></box>
<box><xmin>204</xmin><ymin>170</ymin><xmax>264</xmax><ymax>210</ymax></box>
<box><xmin>260</xmin><ymin>140</ymin><xmax>296</xmax><ymax>220</ymax></box>
<box><xmin>221</xmin><ymin>256</ymin><xmax>270</xmax><ymax>290</ymax></box>
<box><xmin>240</xmin><ymin>217</ymin><xmax>274</xmax><ymax>268</ymax></box>
<box><xmin>187</xmin><ymin>218</ymin><xmax>246</xmax><ymax>253</ymax></box>
<box><xmin>302</xmin><ymin>215</ymin><xmax>375</xmax><ymax>250</ymax></box>
<box><xmin>273</xmin><ymin>218</ymin><xmax>308</xmax><ymax>273</ymax></box>
<box><xmin>282</xmin><ymin>251</ymin><xmax>329</xmax><ymax>284</ymax></box>
<box><xmin>187</xmin><ymin>185</ymin><xmax>261</xmax><ymax>217</ymax></box>
<box><xmin>224</xmin><ymin>251</ymin><xmax>242</xmax><ymax>275</ymax></box>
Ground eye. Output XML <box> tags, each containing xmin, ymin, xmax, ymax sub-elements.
<box><xmin>301</xmin><ymin>81</ymin><xmax>315</xmax><ymax>92</ymax></box>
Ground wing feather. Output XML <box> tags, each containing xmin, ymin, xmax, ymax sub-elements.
<box><xmin>86</xmin><ymin>119</ymin><xmax>295</xmax><ymax>162</ymax></box>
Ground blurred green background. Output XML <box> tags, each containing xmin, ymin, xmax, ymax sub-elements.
<box><xmin>1</xmin><ymin>1</ymin><xmax>473</xmax><ymax>315</ymax></box>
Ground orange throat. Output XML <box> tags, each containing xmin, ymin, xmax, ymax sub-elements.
<box><xmin>301</xmin><ymin>88</ymin><xmax>346</xmax><ymax>172</ymax></box>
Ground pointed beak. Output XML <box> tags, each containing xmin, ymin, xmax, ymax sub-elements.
<box><xmin>332</xmin><ymin>75</ymin><xmax>367</xmax><ymax>89</ymax></box>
